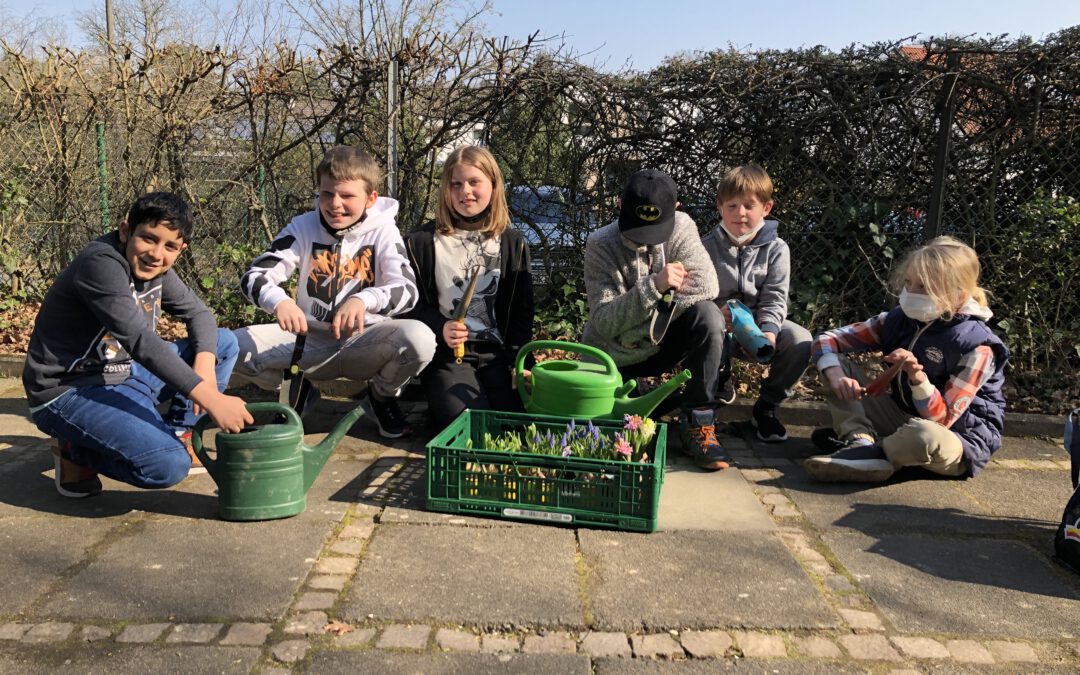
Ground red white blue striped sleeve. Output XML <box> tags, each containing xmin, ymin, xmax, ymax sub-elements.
<box><xmin>909</xmin><ymin>345</ymin><xmax>996</xmax><ymax>428</ymax></box>
<box><xmin>812</xmin><ymin>312</ymin><xmax>889</xmax><ymax>372</ymax></box>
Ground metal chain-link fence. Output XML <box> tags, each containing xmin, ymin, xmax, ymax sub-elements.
<box><xmin>1</xmin><ymin>27</ymin><xmax>1077</xmax><ymax>411</ymax></box>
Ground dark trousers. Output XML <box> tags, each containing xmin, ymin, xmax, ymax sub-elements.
<box><xmin>420</xmin><ymin>342</ymin><xmax>525</xmax><ymax>429</ymax></box>
<box><xmin>619</xmin><ymin>300</ymin><xmax>725</xmax><ymax>411</ymax></box>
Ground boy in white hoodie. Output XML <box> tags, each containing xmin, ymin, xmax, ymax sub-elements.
<box><xmin>234</xmin><ymin>146</ymin><xmax>436</xmax><ymax>438</ymax></box>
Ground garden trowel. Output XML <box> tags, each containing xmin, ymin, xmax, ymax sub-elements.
<box><xmin>453</xmin><ymin>269</ymin><xmax>480</xmax><ymax>364</ymax></box>
<box><xmin>280</xmin><ymin>333</ymin><xmax>314</xmax><ymax>412</ymax></box>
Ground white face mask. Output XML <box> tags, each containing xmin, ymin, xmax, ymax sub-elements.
<box><xmin>721</xmin><ymin>220</ymin><xmax>765</xmax><ymax>246</ymax></box>
<box><xmin>899</xmin><ymin>288</ymin><xmax>940</xmax><ymax>322</ymax></box>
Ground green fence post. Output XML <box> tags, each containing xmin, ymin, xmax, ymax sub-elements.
<box><xmin>96</xmin><ymin>122</ymin><xmax>110</xmax><ymax>231</ymax></box>
<box><xmin>257</xmin><ymin>164</ymin><xmax>267</xmax><ymax>246</ymax></box>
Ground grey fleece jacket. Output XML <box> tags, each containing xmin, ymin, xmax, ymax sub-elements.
<box><xmin>701</xmin><ymin>219</ymin><xmax>790</xmax><ymax>336</ymax></box>
<box><xmin>583</xmin><ymin>212</ymin><xmax>719</xmax><ymax>366</ymax></box>
<box><xmin>23</xmin><ymin>231</ymin><xmax>216</xmax><ymax>408</ymax></box>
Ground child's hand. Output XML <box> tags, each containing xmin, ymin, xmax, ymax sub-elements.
<box><xmin>824</xmin><ymin>366</ymin><xmax>864</xmax><ymax>400</ymax></box>
<box><xmin>764</xmin><ymin>331</ymin><xmax>777</xmax><ymax>347</ymax></box>
<box><xmin>206</xmin><ymin>393</ymin><xmax>255</xmax><ymax>434</ymax></box>
<box><xmin>275</xmin><ymin>299</ymin><xmax>308</xmax><ymax>335</ymax></box>
<box><xmin>190</xmin><ymin>382</ymin><xmax>253</xmax><ymax>434</ymax></box>
<box><xmin>884</xmin><ymin>348</ymin><xmax>926</xmax><ymax>386</ymax></box>
<box><xmin>442</xmin><ymin>320</ymin><xmax>469</xmax><ymax>348</ymax></box>
<box><xmin>653</xmin><ymin>262</ymin><xmax>686</xmax><ymax>293</ymax></box>
<box><xmin>332</xmin><ymin>297</ymin><xmax>366</xmax><ymax>339</ymax></box>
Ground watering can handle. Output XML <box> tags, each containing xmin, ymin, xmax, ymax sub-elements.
<box><xmin>190</xmin><ymin>402</ymin><xmax>303</xmax><ymax>479</ymax></box>
<box><xmin>515</xmin><ymin>340</ymin><xmax>619</xmax><ymax>378</ymax></box>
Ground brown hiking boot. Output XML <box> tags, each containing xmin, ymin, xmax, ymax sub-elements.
<box><xmin>178</xmin><ymin>430</ymin><xmax>207</xmax><ymax>475</ymax></box>
<box><xmin>678</xmin><ymin>409</ymin><xmax>730</xmax><ymax>471</ymax></box>
<box><xmin>52</xmin><ymin>440</ymin><xmax>102</xmax><ymax>498</ymax></box>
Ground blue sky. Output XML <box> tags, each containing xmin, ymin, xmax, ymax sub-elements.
<box><xmin>3</xmin><ymin>0</ymin><xmax>1079</xmax><ymax>70</ymax></box>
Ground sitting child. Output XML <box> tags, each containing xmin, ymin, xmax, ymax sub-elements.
<box><xmin>23</xmin><ymin>191</ymin><xmax>252</xmax><ymax>497</ymax></box>
<box><xmin>805</xmin><ymin>236</ymin><xmax>1008</xmax><ymax>483</ymax></box>
<box><xmin>702</xmin><ymin>165</ymin><xmax>812</xmax><ymax>443</ymax></box>
<box><xmin>233</xmin><ymin>145</ymin><xmax>436</xmax><ymax>438</ymax></box>
<box><xmin>582</xmin><ymin>169</ymin><xmax>727</xmax><ymax>470</ymax></box>
<box><xmin>404</xmin><ymin>145</ymin><xmax>535</xmax><ymax>429</ymax></box>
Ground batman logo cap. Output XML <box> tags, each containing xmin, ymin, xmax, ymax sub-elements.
<box><xmin>618</xmin><ymin>169</ymin><xmax>677</xmax><ymax>245</ymax></box>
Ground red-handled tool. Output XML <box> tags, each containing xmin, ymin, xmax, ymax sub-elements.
<box><xmin>864</xmin><ymin>360</ymin><xmax>905</xmax><ymax>398</ymax></box>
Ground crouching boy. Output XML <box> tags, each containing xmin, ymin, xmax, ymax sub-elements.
<box><xmin>583</xmin><ymin>169</ymin><xmax>728</xmax><ymax>470</ymax></box>
<box><xmin>233</xmin><ymin>146</ymin><xmax>435</xmax><ymax>438</ymax></box>
<box><xmin>702</xmin><ymin>165</ymin><xmax>812</xmax><ymax>443</ymax></box>
<box><xmin>23</xmin><ymin>192</ymin><xmax>253</xmax><ymax>498</ymax></box>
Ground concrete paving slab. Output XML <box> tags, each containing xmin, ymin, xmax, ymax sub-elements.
<box><xmin>958</xmin><ymin>468</ymin><xmax>1073</xmax><ymax>540</ymax></box>
<box><xmin>0</xmin><ymin>644</ymin><xmax>260</xmax><ymax>674</ymax></box>
<box><xmin>825</xmin><ymin>531</ymin><xmax>1080</xmax><ymax>638</ymax></box>
<box><xmin>35</xmin><ymin>509</ymin><xmax>334</xmax><ymax>621</ymax></box>
<box><xmin>0</xmin><ymin>517</ymin><xmax>116</xmax><ymax>615</ymax></box>
<box><xmin>594</xmin><ymin>660</ymin><xmax>870</xmax><ymax>674</ymax></box>
<box><xmin>303</xmin><ymin>648</ymin><xmax>591</xmax><ymax>674</ymax></box>
<box><xmin>579</xmin><ymin>530</ymin><xmax>837</xmax><ymax>632</ymax></box>
<box><xmin>992</xmin><ymin>436</ymin><xmax>1069</xmax><ymax>462</ymax></box>
<box><xmin>341</xmin><ymin>523</ymin><xmax>584</xmax><ymax>628</ymax></box>
<box><xmin>658</xmin><ymin>465</ymin><xmax>775</xmax><ymax>531</ymax></box>
<box><xmin>778</xmin><ymin>472</ymin><xmax>1015</xmax><ymax>537</ymax></box>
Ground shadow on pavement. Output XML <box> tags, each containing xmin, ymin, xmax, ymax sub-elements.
<box><xmin>838</xmin><ymin>503</ymin><xmax>1078</xmax><ymax>600</ymax></box>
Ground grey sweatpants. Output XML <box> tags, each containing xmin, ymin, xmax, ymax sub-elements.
<box><xmin>231</xmin><ymin>319</ymin><xmax>436</xmax><ymax>399</ymax></box>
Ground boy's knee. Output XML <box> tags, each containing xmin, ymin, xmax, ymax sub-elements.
<box><xmin>217</xmin><ymin>328</ymin><xmax>240</xmax><ymax>360</ymax></box>
<box><xmin>133</xmin><ymin>447</ymin><xmax>190</xmax><ymax>488</ymax></box>
<box><xmin>398</xmin><ymin>320</ymin><xmax>437</xmax><ymax>362</ymax></box>
<box><xmin>685</xmin><ymin>300</ymin><xmax>725</xmax><ymax>337</ymax></box>
<box><xmin>882</xmin><ymin>419</ymin><xmax>941</xmax><ymax>467</ymax></box>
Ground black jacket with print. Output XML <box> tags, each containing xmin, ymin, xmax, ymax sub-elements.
<box><xmin>404</xmin><ymin>221</ymin><xmax>534</xmax><ymax>365</ymax></box>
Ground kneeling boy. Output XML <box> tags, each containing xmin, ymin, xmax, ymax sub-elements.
<box><xmin>24</xmin><ymin>192</ymin><xmax>253</xmax><ymax>497</ymax></box>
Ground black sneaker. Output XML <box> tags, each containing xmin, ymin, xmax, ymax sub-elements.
<box><xmin>364</xmin><ymin>392</ymin><xmax>413</xmax><ymax>439</ymax></box>
<box><xmin>678</xmin><ymin>408</ymin><xmax>730</xmax><ymax>471</ymax></box>
<box><xmin>812</xmin><ymin>427</ymin><xmax>845</xmax><ymax>451</ymax></box>
<box><xmin>52</xmin><ymin>441</ymin><xmax>103</xmax><ymax>498</ymax></box>
<box><xmin>803</xmin><ymin>443</ymin><xmax>894</xmax><ymax>483</ymax></box>
<box><xmin>752</xmin><ymin>400</ymin><xmax>787</xmax><ymax>442</ymax></box>
<box><xmin>716</xmin><ymin>376</ymin><xmax>736</xmax><ymax>407</ymax></box>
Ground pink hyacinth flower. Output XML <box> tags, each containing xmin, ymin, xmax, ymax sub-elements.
<box><xmin>614</xmin><ymin>438</ymin><xmax>632</xmax><ymax>458</ymax></box>
<box><xmin>624</xmin><ymin>414</ymin><xmax>642</xmax><ymax>432</ymax></box>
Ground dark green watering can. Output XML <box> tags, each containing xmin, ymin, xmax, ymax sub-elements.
<box><xmin>516</xmin><ymin>340</ymin><xmax>690</xmax><ymax>419</ymax></box>
<box><xmin>192</xmin><ymin>401</ymin><xmax>364</xmax><ymax>521</ymax></box>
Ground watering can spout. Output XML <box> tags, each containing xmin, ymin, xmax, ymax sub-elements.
<box><xmin>303</xmin><ymin>404</ymin><xmax>365</xmax><ymax>493</ymax></box>
<box><xmin>611</xmin><ymin>369</ymin><xmax>691</xmax><ymax>418</ymax></box>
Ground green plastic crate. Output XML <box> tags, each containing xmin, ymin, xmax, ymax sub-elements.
<box><xmin>426</xmin><ymin>409</ymin><xmax>666</xmax><ymax>532</ymax></box>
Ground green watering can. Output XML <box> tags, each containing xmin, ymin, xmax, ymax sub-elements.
<box><xmin>515</xmin><ymin>340</ymin><xmax>691</xmax><ymax>419</ymax></box>
<box><xmin>192</xmin><ymin>401</ymin><xmax>364</xmax><ymax>521</ymax></box>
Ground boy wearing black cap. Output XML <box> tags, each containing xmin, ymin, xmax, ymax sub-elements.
<box><xmin>582</xmin><ymin>169</ymin><xmax>729</xmax><ymax>470</ymax></box>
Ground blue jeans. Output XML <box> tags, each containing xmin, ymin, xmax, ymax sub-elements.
<box><xmin>31</xmin><ymin>329</ymin><xmax>239</xmax><ymax>489</ymax></box>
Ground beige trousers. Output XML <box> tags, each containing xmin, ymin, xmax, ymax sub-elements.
<box><xmin>825</xmin><ymin>356</ymin><xmax>967</xmax><ymax>477</ymax></box>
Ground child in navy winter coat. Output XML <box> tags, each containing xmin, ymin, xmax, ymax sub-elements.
<box><xmin>805</xmin><ymin>236</ymin><xmax>1008</xmax><ymax>483</ymax></box>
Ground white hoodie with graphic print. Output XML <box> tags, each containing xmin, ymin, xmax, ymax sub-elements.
<box><xmin>240</xmin><ymin>197</ymin><xmax>418</xmax><ymax>327</ymax></box>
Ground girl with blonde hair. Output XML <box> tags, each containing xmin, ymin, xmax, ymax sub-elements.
<box><xmin>404</xmin><ymin>146</ymin><xmax>535</xmax><ymax>428</ymax></box>
<box><xmin>804</xmin><ymin>236</ymin><xmax>1009</xmax><ymax>483</ymax></box>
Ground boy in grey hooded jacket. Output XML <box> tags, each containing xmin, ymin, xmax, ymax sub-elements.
<box><xmin>702</xmin><ymin>165</ymin><xmax>812</xmax><ymax>443</ymax></box>
<box><xmin>583</xmin><ymin>169</ymin><xmax>729</xmax><ymax>470</ymax></box>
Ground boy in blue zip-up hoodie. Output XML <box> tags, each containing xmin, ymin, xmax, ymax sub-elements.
<box><xmin>702</xmin><ymin>165</ymin><xmax>812</xmax><ymax>443</ymax></box>
<box><xmin>234</xmin><ymin>146</ymin><xmax>436</xmax><ymax>438</ymax></box>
